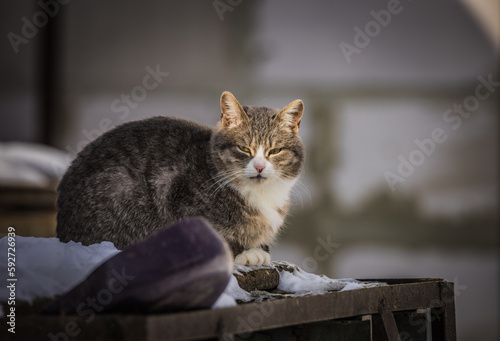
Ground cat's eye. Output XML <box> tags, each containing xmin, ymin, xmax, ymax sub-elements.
<box><xmin>238</xmin><ymin>146</ymin><xmax>251</xmax><ymax>154</ymax></box>
<box><xmin>269</xmin><ymin>148</ymin><xmax>282</xmax><ymax>155</ymax></box>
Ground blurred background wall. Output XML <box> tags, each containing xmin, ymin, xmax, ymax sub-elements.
<box><xmin>0</xmin><ymin>0</ymin><xmax>498</xmax><ymax>339</ymax></box>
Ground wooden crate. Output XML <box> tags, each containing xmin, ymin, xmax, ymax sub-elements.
<box><xmin>0</xmin><ymin>278</ymin><xmax>456</xmax><ymax>341</ymax></box>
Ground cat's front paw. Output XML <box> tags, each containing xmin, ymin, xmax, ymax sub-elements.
<box><xmin>234</xmin><ymin>248</ymin><xmax>271</xmax><ymax>266</ymax></box>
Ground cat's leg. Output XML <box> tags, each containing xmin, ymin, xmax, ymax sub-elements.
<box><xmin>234</xmin><ymin>248</ymin><xmax>271</xmax><ymax>266</ymax></box>
<box><xmin>260</xmin><ymin>244</ymin><xmax>270</xmax><ymax>252</ymax></box>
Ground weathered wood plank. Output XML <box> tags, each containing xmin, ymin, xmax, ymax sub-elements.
<box><xmin>146</xmin><ymin>280</ymin><xmax>445</xmax><ymax>340</ymax></box>
<box><xmin>379</xmin><ymin>305</ymin><xmax>401</xmax><ymax>341</ymax></box>
<box><xmin>234</xmin><ymin>267</ymin><xmax>280</xmax><ymax>292</ymax></box>
<box><xmin>0</xmin><ymin>279</ymin><xmax>455</xmax><ymax>341</ymax></box>
<box><xmin>1</xmin><ymin>315</ymin><xmax>147</xmax><ymax>341</ymax></box>
<box><xmin>234</xmin><ymin>317</ymin><xmax>371</xmax><ymax>341</ymax></box>
<box><xmin>431</xmin><ymin>282</ymin><xmax>457</xmax><ymax>341</ymax></box>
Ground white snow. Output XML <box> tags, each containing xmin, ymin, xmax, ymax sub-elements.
<box><xmin>0</xmin><ymin>236</ymin><xmax>119</xmax><ymax>306</ymax></box>
<box><xmin>211</xmin><ymin>276</ymin><xmax>252</xmax><ymax>308</ymax></box>
<box><xmin>341</xmin><ymin>282</ymin><xmax>365</xmax><ymax>291</ymax></box>
<box><xmin>278</xmin><ymin>267</ymin><xmax>347</xmax><ymax>293</ymax></box>
<box><xmin>0</xmin><ymin>236</ymin><xmax>384</xmax><ymax>316</ymax></box>
<box><xmin>211</xmin><ymin>292</ymin><xmax>237</xmax><ymax>308</ymax></box>
<box><xmin>275</xmin><ymin>263</ymin><xmax>385</xmax><ymax>296</ymax></box>
<box><xmin>229</xmin><ymin>262</ymin><xmax>386</xmax><ymax>304</ymax></box>
<box><xmin>221</xmin><ymin>275</ymin><xmax>253</xmax><ymax>302</ymax></box>
<box><xmin>233</xmin><ymin>263</ymin><xmax>270</xmax><ymax>276</ymax></box>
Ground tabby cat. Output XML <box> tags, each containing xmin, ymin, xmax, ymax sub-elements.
<box><xmin>57</xmin><ymin>91</ymin><xmax>305</xmax><ymax>265</ymax></box>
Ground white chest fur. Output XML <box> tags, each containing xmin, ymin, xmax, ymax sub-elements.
<box><xmin>240</xmin><ymin>178</ymin><xmax>295</xmax><ymax>233</ymax></box>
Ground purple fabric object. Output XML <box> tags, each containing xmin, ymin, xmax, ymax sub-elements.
<box><xmin>43</xmin><ymin>217</ymin><xmax>233</xmax><ymax>314</ymax></box>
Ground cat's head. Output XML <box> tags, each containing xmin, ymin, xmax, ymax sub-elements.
<box><xmin>210</xmin><ymin>91</ymin><xmax>305</xmax><ymax>190</ymax></box>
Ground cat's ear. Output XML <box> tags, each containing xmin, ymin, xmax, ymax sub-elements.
<box><xmin>220</xmin><ymin>91</ymin><xmax>247</xmax><ymax>128</ymax></box>
<box><xmin>277</xmin><ymin>99</ymin><xmax>303</xmax><ymax>133</ymax></box>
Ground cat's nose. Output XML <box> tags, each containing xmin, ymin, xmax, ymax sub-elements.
<box><xmin>254</xmin><ymin>163</ymin><xmax>266</xmax><ymax>174</ymax></box>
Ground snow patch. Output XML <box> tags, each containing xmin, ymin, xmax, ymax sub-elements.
<box><xmin>278</xmin><ymin>267</ymin><xmax>347</xmax><ymax>292</ymax></box>
<box><xmin>211</xmin><ymin>292</ymin><xmax>237</xmax><ymax>308</ymax></box>
<box><xmin>230</xmin><ymin>261</ymin><xmax>386</xmax><ymax>302</ymax></box>
<box><xmin>0</xmin><ymin>236</ymin><xmax>119</xmax><ymax>305</ymax></box>
<box><xmin>212</xmin><ymin>274</ymin><xmax>261</xmax><ymax>308</ymax></box>
<box><xmin>276</xmin><ymin>263</ymin><xmax>385</xmax><ymax>296</ymax></box>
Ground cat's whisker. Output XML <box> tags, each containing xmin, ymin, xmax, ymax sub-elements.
<box><xmin>205</xmin><ymin>169</ymin><xmax>240</xmax><ymax>182</ymax></box>
<box><xmin>205</xmin><ymin>169</ymin><xmax>242</xmax><ymax>191</ymax></box>
<box><xmin>280</xmin><ymin>172</ymin><xmax>312</xmax><ymax>209</ymax></box>
<box><xmin>208</xmin><ymin>171</ymin><xmax>244</xmax><ymax>198</ymax></box>
<box><xmin>287</xmin><ymin>184</ymin><xmax>304</xmax><ymax>209</ymax></box>
<box><xmin>291</xmin><ymin>186</ymin><xmax>303</xmax><ymax>209</ymax></box>
<box><xmin>210</xmin><ymin>177</ymin><xmax>240</xmax><ymax>198</ymax></box>
<box><xmin>295</xmin><ymin>181</ymin><xmax>312</xmax><ymax>208</ymax></box>
<box><xmin>208</xmin><ymin>179</ymin><xmax>236</xmax><ymax>197</ymax></box>
<box><xmin>206</xmin><ymin>173</ymin><xmax>234</xmax><ymax>189</ymax></box>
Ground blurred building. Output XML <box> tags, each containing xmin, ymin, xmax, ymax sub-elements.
<box><xmin>0</xmin><ymin>1</ymin><xmax>498</xmax><ymax>339</ymax></box>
